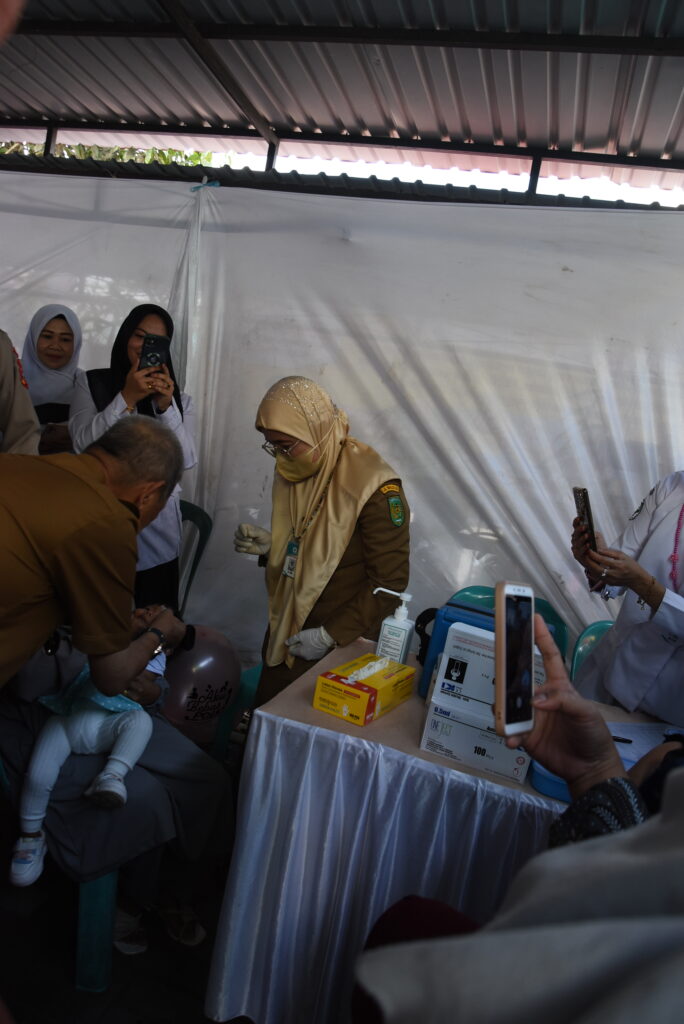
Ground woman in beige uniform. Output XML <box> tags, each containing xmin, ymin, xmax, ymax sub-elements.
<box><xmin>234</xmin><ymin>376</ymin><xmax>410</xmax><ymax>706</ymax></box>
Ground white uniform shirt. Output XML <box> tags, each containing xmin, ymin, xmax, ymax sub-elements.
<box><xmin>69</xmin><ymin>369</ymin><xmax>197</xmax><ymax>571</ymax></box>
<box><xmin>576</xmin><ymin>472</ymin><xmax>684</xmax><ymax>725</ymax></box>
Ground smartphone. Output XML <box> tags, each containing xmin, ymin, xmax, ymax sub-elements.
<box><xmin>572</xmin><ymin>486</ymin><xmax>598</xmax><ymax>552</ymax></box>
<box><xmin>138</xmin><ymin>333</ymin><xmax>170</xmax><ymax>370</ymax></box>
<box><xmin>494</xmin><ymin>581</ymin><xmax>535</xmax><ymax>737</ymax></box>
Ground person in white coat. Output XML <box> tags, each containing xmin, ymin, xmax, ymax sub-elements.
<box><xmin>70</xmin><ymin>304</ymin><xmax>196</xmax><ymax>610</ymax></box>
<box><xmin>571</xmin><ymin>473</ymin><xmax>684</xmax><ymax>725</ymax></box>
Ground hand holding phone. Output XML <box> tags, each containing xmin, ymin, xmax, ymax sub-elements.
<box><xmin>572</xmin><ymin>486</ymin><xmax>598</xmax><ymax>553</ymax></box>
<box><xmin>495</xmin><ymin>581</ymin><xmax>535</xmax><ymax>738</ymax></box>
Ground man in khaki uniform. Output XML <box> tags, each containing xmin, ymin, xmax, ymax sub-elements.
<box><xmin>0</xmin><ymin>330</ymin><xmax>41</xmax><ymax>454</ymax></box>
<box><xmin>0</xmin><ymin>417</ymin><xmax>186</xmax><ymax>693</ymax></box>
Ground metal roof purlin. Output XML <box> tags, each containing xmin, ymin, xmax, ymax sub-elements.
<box><xmin>152</xmin><ymin>0</ymin><xmax>279</xmax><ymax>150</ymax></box>
<box><xmin>4</xmin><ymin>116</ymin><xmax>684</xmax><ymax>174</ymax></box>
<box><xmin>14</xmin><ymin>22</ymin><xmax>684</xmax><ymax>58</ymax></box>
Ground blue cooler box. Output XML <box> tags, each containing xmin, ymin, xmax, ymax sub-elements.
<box><xmin>418</xmin><ymin>600</ymin><xmax>496</xmax><ymax>698</ymax></box>
<box><xmin>418</xmin><ymin>596</ymin><xmax>564</xmax><ymax>699</ymax></box>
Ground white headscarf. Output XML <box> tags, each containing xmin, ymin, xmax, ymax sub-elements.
<box><xmin>21</xmin><ymin>304</ymin><xmax>83</xmax><ymax>406</ymax></box>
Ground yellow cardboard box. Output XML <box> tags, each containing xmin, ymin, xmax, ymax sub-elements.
<box><xmin>313</xmin><ymin>653</ymin><xmax>415</xmax><ymax>726</ymax></box>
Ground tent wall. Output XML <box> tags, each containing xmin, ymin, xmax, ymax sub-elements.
<box><xmin>2</xmin><ymin>170</ymin><xmax>683</xmax><ymax>664</ymax></box>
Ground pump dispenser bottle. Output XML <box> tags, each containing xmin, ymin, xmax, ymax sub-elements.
<box><xmin>373</xmin><ymin>588</ymin><xmax>415</xmax><ymax>663</ymax></box>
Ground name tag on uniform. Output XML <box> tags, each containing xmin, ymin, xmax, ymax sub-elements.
<box><xmin>282</xmin><ymin>539</ymin><xmax>300</xmax><ymax>578</ymax></box>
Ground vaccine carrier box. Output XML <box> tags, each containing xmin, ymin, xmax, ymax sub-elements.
<box><xmin>419</xmin><ymin>621</ymin><xmax>544</xmax><ymax>783</ymax></box>
<box><xmin>313</xmin><ymin>653</ymin><xmax>415</xmax><ymax>726</ymax></box>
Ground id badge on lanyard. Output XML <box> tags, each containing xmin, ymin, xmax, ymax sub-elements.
<box><xmin>282</xmin><ymin>539</ymin><xmax>300</xmax><ymax>579</ymax></box>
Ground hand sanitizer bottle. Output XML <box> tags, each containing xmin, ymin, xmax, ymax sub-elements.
<box><xmin>373</xmin><ymin>588</ymin><xmax>414</xmax><ymax>663</ymax></box>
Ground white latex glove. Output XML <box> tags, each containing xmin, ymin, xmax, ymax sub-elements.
<box><xmin>286</xmin><ymin>625</ymin><xmax>335</xmax><ymax>662</ymax></box>
<box><xmin>234</xmin><ymin>523</ymin><xmax>272</xmax><ymax>556</ymax></box>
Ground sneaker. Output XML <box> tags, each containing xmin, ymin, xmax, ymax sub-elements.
<box><xmin>84</xmin><ymin>771</ymin><xmax>127</xmax><ymax>808</ymax></box>
<box><xmin>114</xmin><ymin>907</ymin><xmax>148</xmax><ymax>955</ymax></box>
<box><xmin>10</xmin><ymin>832</ymin><xmax>47</xmax><ymax>887</ymax></box>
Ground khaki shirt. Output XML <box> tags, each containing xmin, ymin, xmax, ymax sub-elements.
<box><xmin>306</xmin><ymin>479</ymin><xmax>411</xmax><ymax>645</ymax></box>
<box><xmin>0</xmin><ymin>452</ymin><xmax>138</xmax><ymax>686</ymax></box>
<box><xmin>0</xmin><ymin>330</ymin><xmax>41</xmax><ymax>454</ymax></box>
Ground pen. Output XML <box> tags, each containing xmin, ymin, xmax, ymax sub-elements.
<box><xmin>611</xmin><ymin>735</ymin><xmax>633</xmax><ymax>744</ymax></box>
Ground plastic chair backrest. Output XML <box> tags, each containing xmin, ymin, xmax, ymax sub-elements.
<box><xmin>570</xmin><ymin>620</ymin><xmax>613</xmax><ymax>680</ymax></box>
<box><xmin>451</xmin><ymin>585</ymin><xmax>569</xmax><ymax>658</ymax></box>
<box><xmin>179</xmin><ymin>500</ymin><xmax>213</xmax><ymax>617</ymax></box>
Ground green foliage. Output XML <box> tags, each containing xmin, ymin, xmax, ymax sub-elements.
<box><xmin>0</xmin><ymin>140</ymin><xmax>220</xmax><ymax>166</ymax></box>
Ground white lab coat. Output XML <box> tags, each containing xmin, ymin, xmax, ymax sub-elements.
<box><xmin>576</xmin><ymin>472</ymin><xmax>684</xmax><ymax>726</ymax></box>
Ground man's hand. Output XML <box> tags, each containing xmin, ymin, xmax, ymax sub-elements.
<box><xmin>505</xmin><ymin>614</ymin><xmax>626</xmax><ymax>799</ymax></box>
<box><xmin>234</xmin><ymin>523</ymin><xmax>271</xmax><ymax>556</ymax></box>
<box><xmin>149</xmin><ymin>607</ymin><xmax>186</xmax><ymax>649</ymax></box>
<box><xmin>286</xmin><ymin>625</ymin><xmax>335</xmax><ymax>662</ymax></box>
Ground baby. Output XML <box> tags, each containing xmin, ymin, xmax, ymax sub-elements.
<box><xmin>10</xmin><ymin>648</ymin><xmax>166</xmax><ymax>887</ymax></box>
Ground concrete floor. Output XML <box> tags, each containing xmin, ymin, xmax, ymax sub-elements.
<box><xmin>0</xmin><ymin>792</ymin><xmax>252</xmax><ymax>1024</ymax></box>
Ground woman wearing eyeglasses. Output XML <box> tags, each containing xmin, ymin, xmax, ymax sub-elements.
<box><xmin>234</xmin><ymin>376</ymin><xmax>410</xmax><ymax>706</ymax></box>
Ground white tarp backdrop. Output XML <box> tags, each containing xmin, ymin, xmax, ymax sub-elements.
<box><xmin>2</xmin><ymin>169</ymin><xmax>684</xmax><ymax>665</ymax></box>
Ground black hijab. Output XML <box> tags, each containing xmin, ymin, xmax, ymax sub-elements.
<box><xmin>109</xmin><ymin>303</ymin><xmax>183</xmax><ymax>419</ymax></box>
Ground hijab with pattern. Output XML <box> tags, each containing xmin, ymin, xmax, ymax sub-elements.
<box><xmin>21</xmin><ymin>304</ymin><xmax>82</xmax><ymax>407</ymax></box>
<box><xmin>108</xmin><ymin>304</ymin><xmax>183</xmax><ymax>419</ymax></box>
<box><xmin>256</xmin><ymin>376</ymin><xmax>398</xmax><ymax>667</ymax></box>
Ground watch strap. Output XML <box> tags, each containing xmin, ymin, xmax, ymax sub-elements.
<box><xmin>144</xmin><ymin>626</ymin><xmax>166</xmax><ymax>647</ymax></box>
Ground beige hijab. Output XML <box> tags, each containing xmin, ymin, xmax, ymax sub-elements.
<box><xmin>256</xmin><ymin>376</ymin><xmax>399</xmax><ymax>667</ymax></box>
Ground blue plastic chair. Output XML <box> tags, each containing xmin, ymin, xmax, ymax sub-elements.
<box><xmin>570</xmin><ymin>620</ymin><xmax>613</xmax><ymax>680</ymax></box>
<box><xmin>451</xmin><ymin>585</ymin><xmax>569</xmax><ymax>659</ymax></box>
<box><xmin>0</xmin><ymin>754</ymin><xmax>116</xmax><ymax>992</ymax></box>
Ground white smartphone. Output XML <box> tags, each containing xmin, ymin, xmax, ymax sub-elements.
<box><xmin>494</xmin><ymin>581</ymin><xmax>535</xmax><ymax>737</ymax></box>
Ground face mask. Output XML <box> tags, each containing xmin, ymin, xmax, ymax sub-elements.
<box><xmin>276</xmin><ymin>449</ymin><xmax>321</xmax><ymax>482</ymax></box>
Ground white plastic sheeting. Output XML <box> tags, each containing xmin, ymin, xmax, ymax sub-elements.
<box><xmin>2</xmin><ymin>169</ymin><xmax>684</xmax><ymax>664</ymax></box>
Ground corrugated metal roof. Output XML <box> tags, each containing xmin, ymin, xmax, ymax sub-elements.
<box><xmin>2</xmin><ymin>1</ymin><xmax>684</xmax><ymax>194</ymax></box>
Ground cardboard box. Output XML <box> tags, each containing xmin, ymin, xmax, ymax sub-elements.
<box><xmin>420</xmin><ymin>622</ymin><xmax>544</xmax><ymax>783</ymax></box>
<box><xmin>313</xmin><ymin>653</ymin><xmax>415</xmax><ymax>726</ymax></box>
<box><xmin>421</xmin><ymin>698</ymin><xmax>531</xmax><ymax>783</ymax></box>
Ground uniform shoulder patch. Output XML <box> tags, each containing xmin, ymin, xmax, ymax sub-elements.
<box><xmin>381</xmin><ymin>483</ymin><xmax>400</xmax><ymax>494</ymax></box>
<box><xmin>629</xmin><ymin>497</ymin><xmax>646</xmax><ymax>520</ymax></box>
<box><xmin>387</xmin><ymin>495</ymin><xmax>405</xmax><ymax>526</ymax></box>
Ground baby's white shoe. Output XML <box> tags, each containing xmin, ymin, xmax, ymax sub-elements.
<box><xmin>10</xmin><ymin>831</ymin><xmax>47</xmax><ymax>887</ymax></box>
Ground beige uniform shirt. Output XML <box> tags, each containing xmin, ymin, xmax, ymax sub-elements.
<box><xmin>0</xmin><ymin>330</ymin><xmax>41</xmax><ymax>454</ymax></box>
<box><xmin>0</xmin><ymin>452</ymin><xmax>138</xmax><ymax>686</ymax></box>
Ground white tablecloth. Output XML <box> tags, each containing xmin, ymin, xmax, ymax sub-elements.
<box><xmin>205</xmin><ymin>643</ymin><xmax>561</xmax><ymax>1024</ymax></box>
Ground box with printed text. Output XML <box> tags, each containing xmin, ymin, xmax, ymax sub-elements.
<box><xmin>313</xmin><ymin>652</ymin><xmax>415</xmax><ymax>726</ymax></box>
<box><xmin>419</xmin><ymin>621</ymin><xmax>545</xmax><ymax>783</ymax></box>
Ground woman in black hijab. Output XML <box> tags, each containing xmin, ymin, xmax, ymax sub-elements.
<box><xmin>69</xmin><ymin>304</ymin><xmax>197</xmax><ymax>609</ymax></box>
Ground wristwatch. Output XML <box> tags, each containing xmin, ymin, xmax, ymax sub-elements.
<box><xmin>144</xmin><ymin>626</ymin><xmax>166</xmax><ymax>655</ymax></box>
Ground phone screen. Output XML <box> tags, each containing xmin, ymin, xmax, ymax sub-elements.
<box><xmin>504</xmin><ymin>593</ymin><xmax>534</xmax><ymax>725</ymax></box>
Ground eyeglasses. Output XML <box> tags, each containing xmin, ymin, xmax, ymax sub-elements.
<box><xmin>261</xmin><ymin>439</ymin><xmax>301</xmax><ymax>458</ymax></box>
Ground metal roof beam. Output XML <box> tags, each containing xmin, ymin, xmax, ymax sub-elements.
<box><xmin>3</xmin><ymin>117</ymin><xmax>684</xmax><ymax>173</ymax></box>
<box><xmin>15</xmin><ymin>20</ymin><xmax>684</xmax><ymax>57</ymax></box>
<box><xmin>150</xmin><ymin>0</ymin><xmax>278</xmax><ymax>149</ymax></box>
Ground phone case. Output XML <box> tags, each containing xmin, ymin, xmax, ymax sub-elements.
<box><xmin>573</xmin><ymin>487</ymin><xmax>598</xmax><ymax>551</ymax></box>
